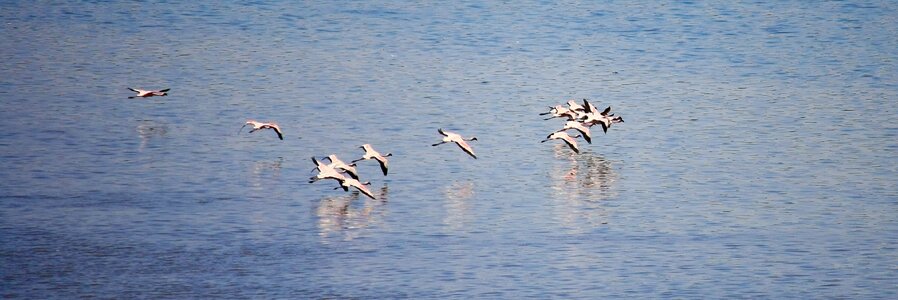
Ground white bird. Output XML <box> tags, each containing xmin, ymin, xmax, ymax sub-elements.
<box><xmin>539</xmin><ymin>105</ymin><xmax>572</xmax><ymax>120</ymax></box>
<box><xmin>324</xmin><ymin>154</ymin><xmax>359</xmax><ymax>179</ymax></box>
<box><xmin>351</xmin><ymin>144</ymin><xmax>392</xmax><ymax>176</ymax></box>
<box><xmin>541</xmin><ymin>131</ymin><xmax>582</xmax><ymax>154</ymax></box>
<box><xmin>583</xmin><ymin>106</ymin><xmax>624</xmax><ymax>134</ymax></box>
<box><xmin>433</xmin><ymin>128</ymin><xmax>478</xmax><ymax>159</ymax></box>
<box><xmin>127</xmin><ymin>87</ymin><xmax>169</xmax><ymax>99</ymax></box>
<box><xmin>333</xmin><ymin>178</ymin><xmax>377</xmax><ymax>200</ymax></box>
<box><xmin>566</xmin><ymin>99</ymin><xmax>586</xmax><ymax>112</ymax></box>
<box><xmin>239</xmin><ymin>120</ymin><xmax>283</xmax><ymax>140</ymax></box>
<box><xmin>557</xmin><ymin>121</ymin><xmax>592</xmax><ymax>144</ymax></box>
<box><xmin>309</xmin><ymin>157</ymin><xmax>347</xmax><ymax>183</ymax></box>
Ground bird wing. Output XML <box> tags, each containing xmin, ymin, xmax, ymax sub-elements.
<box><xmin>573</xmin><ymin>123</ymin><xmax>592</xmax><ymax>144</ymax></box>
<box><xmin>311</xmin><ymin>157</ymin><xmax>325</xmax><ymax>170</ymax></box>
<box><xmin>561</xmin><ymin>135</ymin><xmax>580</xmax><ymax>154</ymax></box>
<box><xmin>354</xmin><ymin>183</ymin><xmax>377</xmax><ymax>200</ymax></box>
<box><xmin>341</xmin><ymin>167</ymin><xmax>360</xmax><ymax>179</ymax></box>
<box><xmin>128</xmin><ymin>87</ymin><xmax>139</xmax><ymax>93</ymax></box>
<box><xmin>376</xmin><ymin>156</ymin><xmax>389</xmax><ymax>176</ymax></box>
<box><xmin>272</xmin><ymin>126</ymin><xmax>284</xmax><ymax>140</ymax></box>
<box><xmin>158</xmin><ymin>88</ymin><xmax>170</xmax><ymax>93</ymax></box>
<box><xmin>583</xmin><ymin>99</ymin><xmax>594</xmax><ymax>113</ymax></box>
<box><xmin>455</xmin><ymin>140</ymin><xmax>477</xmax><ymax>159</ymax></box>
<box><xmin>601</xmin><ymin>106</ymin><xmax>612</xmax><ymax>116</ymax></box>
<box><xmin>438</xmin><ymin>128</ymin><xmax>448</xmax><ymax>136</ymax></box>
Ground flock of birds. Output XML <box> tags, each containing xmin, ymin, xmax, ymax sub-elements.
<box><xmin>127</xmin><ymin>87</ymin><xmax>625</xmax><ymax>200</ymax></box>
<box><xmin>540</xmin><ymin>99</ymin><xmax>624</xmax><ymax>154</ymax></box>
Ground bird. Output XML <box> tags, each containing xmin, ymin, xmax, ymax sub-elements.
<box><xmin>433</xmin><ymin>128</ymin><xmax>478</xmax><ymax>159</ymax></box>
<box><xmin>351</xmin><ymin>144</ymin><xmax>392</xmax><ymax>176</ymax></box>
<box><xmin>539</xmin><ymin>105</ymin><xmax>572</xmax><ymax>120</ymax></box>
<box><xmin>556</xmin><ymin>121</ymin><xmax>592</xmax><ymax>144</ymax></box>
<box><xmin>541</xmin><ymin>131</ymin><xmax>582</xmax><ymax>154</ymax></box>
<box><xmin>324</xmin><ymin>154</ymin><xmax>359</xmax><ymax>179</ymax></box>
<box><xmin>238</xmin><ymin>120</ymin><xmax>283</xmax><ymax>140</ymax></box>
<box><xmin>566</xmin><ymin>99</ymin><xmax>586</xmax><ymax>112</ymax></box>
<box><xmin>333</xmin><ymin>178</ymin><xmax>377</xmax><ymax>200</ymax></box>
<box><xmin>127</xmin><ymin>87</ymin><xmax>169</xmax><ymax>99</ymax></box>
<box><xmin>582</xmin><ymin>106</ymin><xmax>624</xmax><ymax>134</ymax></box>
<box><xmin>309</xmin><ymin>157</ymin><xmax>347</xmax><ymax>183</ymax></box>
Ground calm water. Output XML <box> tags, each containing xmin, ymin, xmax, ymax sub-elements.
<box><xmin>2</xmin><ymin>1</ymin><xmax>897</xmax><ymax>298</ymax></box>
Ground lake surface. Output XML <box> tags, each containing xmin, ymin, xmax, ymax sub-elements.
<box><xmin>1</xmin><ymin>1</ymin><xmax>896</xmax><ymax>298</ymax></box>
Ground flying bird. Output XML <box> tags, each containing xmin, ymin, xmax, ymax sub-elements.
<box><xmin>333</xmin><ymin>178</ymin><xmax>377</xmax><ymax>200</ymax></box>
<box><xmin>309</xmin><ymin>157</ymin><xmax>347</xmax><ymax>183</ymax></box>
<box><xmin>556</xmin><ymin>121</ymin><xmax>592</xmax><ymax>144</ymax></box>
<box><xmin>541</xmin><ymin>131</ymin><xmax>582</xmax><ymax>154</ymax></box>
<box><xmin>351</xmin><ymin>144</ymin><xmax>392</xmax><ymax>176</ymax></box>
<box><xmin>566</xmin><ymin>99</ymin><xmax>586</xmax><ymax>112</ymax></box>
<box><xmin>127</xmin><ymin>87</ymin><xmax>169</xmax><ymax>98</ymax></box>
<box><xmin>239</xmin><ymin>120</ymin><xmax>283</xmax><ymax>140</ymax></box>
<box><xmin>540</xmin><ymin>105</ymin><xmax>572</xmax><ymax>120</ymax></box>
<box><xmin>324</xmin><ymin>154</ymin><xmax>359</xmax><ymax>179</ymax></box>
<box><xmin>433</xmin><ymin>128</ymin><xmax>478</xmax><ymax>159</ymax></box>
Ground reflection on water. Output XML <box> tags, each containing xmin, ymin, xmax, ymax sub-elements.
<box><xmin>549</xmin><ymin>144</ymin><xmax>617</xmax><ymax>232</ymax></box>
<box><xmin>443</xmin><ymin>181</ymin><xmax>475</xmax><ymax>231</ymax></box>
<box><xmin>316</xmin><ymin>185</ymin><xmax>389</xmax><ymax>242</ymax></box>
<box><xmin>248</xmin><ymin>157</ymin><xmax>283</xmax><ymax>189</ymax></box>
<box><xmin>135</xmin><ymin>120</ymin><xmax>168</xmax><ymax>152</ymax></box>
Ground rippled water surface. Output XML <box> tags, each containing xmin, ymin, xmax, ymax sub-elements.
<box><xmin>2</xmin><ymin>1</ymin><xmax>897</xmax><ymax>298</ymax></box>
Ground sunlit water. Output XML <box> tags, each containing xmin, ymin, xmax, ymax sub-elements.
<box><xmin>1</xmin><ymin>1</ymin><xmax>896</xmax><ymax>298</ymax></box>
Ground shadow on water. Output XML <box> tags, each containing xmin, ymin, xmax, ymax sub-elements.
<box><xmin>316</xmin><ymin>184</ymin><xmax>389</xmax><ymax>242</ymax></box>
<box><xmin>443</xmin><ymin>180</ymin><xmax>475</xmax><ymax>231</ymax></box>
<box><xmin>548</xmin><ymin>144</ymin><xmax>617</xmax><ymax>231</ymax></box>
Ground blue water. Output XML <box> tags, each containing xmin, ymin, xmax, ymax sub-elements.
<box><xmin>1</xmin><ymin>1</ymin><xmax>897</xmax><ymax>298</ymax></box>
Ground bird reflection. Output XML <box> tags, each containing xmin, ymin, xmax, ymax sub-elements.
<box><xmin>316</xmin><ymin>184</ymin><xmax>389</xmax><ymax>242</ymax></box>
<box><xmin>136</xmin><ymin>120</ymin><xmax>168</xmax><ymax>152</ymax></box>
<box><xmin>248</xmin><ymin>157</ymin><xmax>283</xmax><ymax>189</ymax></box>
<box><xmin>549</xmin><ymin>144</ymin><xmax>617</xmax><ymax>232</ymax></box>
<box><xmin>443</xmin><ymin>180</ymin><xmax>475</xmax><ymax>231</ymax></box>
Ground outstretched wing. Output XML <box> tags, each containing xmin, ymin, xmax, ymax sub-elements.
<box><xmin>561</xmin><ymin>135</ymin><xmax>580</xmax><ymax>154</ymax></box>
<box><xmin>376</xmin><ymin>156</ymin><xmax>389</xmax><ymax>176</ymax></box>
<box><xmin>271</xmin><ymin>126</ymin><xmax>284</xmax><ymax>140</ymax></box>
<box><xmin>355</xmin><ymin>184</ymin><xmax>377</xmax><ymax>200</ymax></box>
<box><xmin>455</xmin><ymin>140</ymin><xmax>477</xmax><ymax>159</ymax></box>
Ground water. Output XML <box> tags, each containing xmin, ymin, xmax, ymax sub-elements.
<box><xmin>1</xmin><ymin>1</ymin><xmax>896</xmax><ymax>298</ymax></box>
